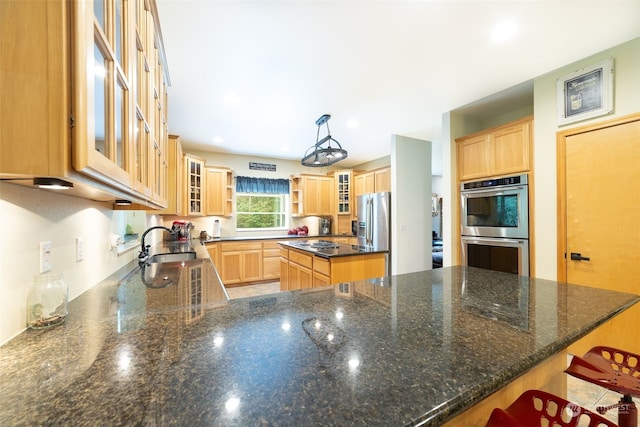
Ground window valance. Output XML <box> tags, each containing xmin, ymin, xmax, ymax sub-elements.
<box><xmin>236</xmin><ymin>176</ymin><xmax>290</xmax><ymax>194</ymax></box>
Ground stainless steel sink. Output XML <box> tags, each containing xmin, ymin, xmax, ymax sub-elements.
<box><xmin>147</xmin><ymin>252</ymin><xmax>197</xmax><ymax>263</ymax></box>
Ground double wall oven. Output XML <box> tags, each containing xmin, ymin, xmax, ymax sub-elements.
<box><xmin>460</xmin><ymin>174</ymin><xmax>529</xmax><ymax>276</ymax></box>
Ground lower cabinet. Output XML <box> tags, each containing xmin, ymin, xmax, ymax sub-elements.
<box><xmin>287</xmin><ymin>248</ymin><xmax>314</xmax><ymax>291</ymax></box>
<box><xmin>206</xmin><ymin>243</ymin><xmax>220</xmax><ymax>269</ymax></box>
<box><xmin>280</xmin><ymin>245</ymin><xmax>386</xmax><ymax>291</ymax></box>
<box><xmin>219</xmin><ymin>242</ymin><xmax>263</xmax><ymax>285</ymax></box>
<box><xmin>289</xmin><ymin>261</ymin><xmax>313</xmax><ymax>291</ymax></box>
<box><xmin>313</xmin><ymin>257</ymin><xmax>331</xmax><ymax>287</ymax></box>
<box><xmin>262</xmin><ymin>241</ymin><xmax>281</xmax><ymax>281</ymax></box>
<box><xmin>280</xmin><ymin>255</ymin><xmax>289</xmax><ymax>291</ymax></box>
<box><xmin>207</xmin><ymin>239</ymin><xmax>297</xmax><ymax>287</ymax></box>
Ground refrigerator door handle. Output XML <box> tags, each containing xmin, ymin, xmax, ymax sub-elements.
<box><xmin>367</xmin><ymin>197</ymin><xmax>373</xmax><ymax>245</ymax></box>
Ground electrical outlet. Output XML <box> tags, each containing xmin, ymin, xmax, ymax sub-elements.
<box><xmin>40</xmin><ymin>241</ymin><xmax>52</xmax><ymax>273</ymax></box>
<box><xmin>76</xmin><ymin>237</ymin><xmax>84</xmax><ymax>262</ymax></box>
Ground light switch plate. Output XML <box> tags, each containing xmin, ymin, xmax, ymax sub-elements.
<box><xmin>40</xmin><ymin>241</ymin><xmax>52</xmax><ymax>273</ymax></box>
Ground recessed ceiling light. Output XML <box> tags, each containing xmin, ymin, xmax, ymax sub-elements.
<box><xmin>491</xmin><ymin>19</ymin><xmax>518</xmax><ymax>42</ymax></box>
<box><xmin>346</xmin><ymin>119</ymin><xmax>360</xmax><ymax>129</ymax></box>
<box><xmin>212</xmin><ymin>136</ymin><xmax>224</xmax><ymax>144</ymax></box>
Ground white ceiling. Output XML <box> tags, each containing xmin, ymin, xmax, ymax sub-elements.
<box><xmin>156</xmin><ymin>0</ymin><xmax>640</xmax><ymax>175</ymax></box>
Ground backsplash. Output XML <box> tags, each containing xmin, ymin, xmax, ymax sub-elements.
<box><xmin>0</xmin><ymin>182</ymin><xmax>151</xmax><ymax>346</ymax></box>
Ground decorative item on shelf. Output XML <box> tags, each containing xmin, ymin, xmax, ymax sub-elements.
<box><xmin>301</xmin><ymin>114</ymin><xmax>348</xmax><ymax>167</ymax></box>
<box><xmin>27</xmin><ymin>273</ymin><xmax>68</xmax><ymax>329</ymax></box>
<box><xmin>432</xmin><ymin>193</ymin><xmax>440</xmax><ymax>217</ymax></box>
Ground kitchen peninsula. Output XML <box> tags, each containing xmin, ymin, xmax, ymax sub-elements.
<box><xmin>0</xmin><ymin>244</ymin><xmax>638</xmax><ymax>426</ymax></box>
<box><xmin>279</xmin><ymin>239</ymin><xmax>388</xmax><ymax>290</ymax></box>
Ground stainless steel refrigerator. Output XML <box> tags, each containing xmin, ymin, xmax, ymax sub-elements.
<box><xmin>357</xmin><ymin>191</ymin><xmax>391</xmax><ymax>251</ymax></box>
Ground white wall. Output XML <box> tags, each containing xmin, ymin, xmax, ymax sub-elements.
<box><xmin>181</xmin><ymin>151</ymin><xmax>344</xmax><ymax>237</ymax></box>
<box><xmin>391</xmin><ymin>135</ymin><xmax>432</xmax><ymax>274</ymax></box>
<box><xmin>532</xmin><ymin>37</ymin><xmax>640</xmax><ymax>280</ymax></box>
<box><xmin>0</xmin><ymin>183</ymin><xmax>144</xmax><ymax>345</ymax></box>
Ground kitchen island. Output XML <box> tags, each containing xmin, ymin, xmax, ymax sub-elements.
<box><xmin>0</xmin><ymin>242</ymin><xmax>638</xmax><ymax>426</ymax></box>
<box><xmin>279</xmin><ymin>239</ymin><xmax>388</xmax><ymax>290</ymax></box>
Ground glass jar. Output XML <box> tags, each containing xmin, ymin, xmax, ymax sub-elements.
<box><xmin>27</xmin><ymin>273</ymin><xmax>68</xmax><ymax>329</ymax></box>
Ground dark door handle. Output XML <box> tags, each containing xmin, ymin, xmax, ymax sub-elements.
<box><xmin>570</xmin><ymin>252</ymin><xmax>591</xmax><ymax>261</ymax></box>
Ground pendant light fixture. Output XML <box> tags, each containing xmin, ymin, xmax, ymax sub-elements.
<box><xmin>301</xmin><ymin>114</ymin><xmax>348</xmax><ymax>167</ymax></box>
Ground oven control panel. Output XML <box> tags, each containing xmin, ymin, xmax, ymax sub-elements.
<box><xmin>462</xmin><ymin>174</ymin><xmax>527</xmax><ymax>190</ymax></box>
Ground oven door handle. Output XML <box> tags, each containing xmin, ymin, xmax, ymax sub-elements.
<box><xmin>461</xmin><ymin>237</ymin><xmax>528</xmax><ymax>246</ymax></box>
<box><xmin>461</xmin><ymin>186</ymin><xmax>526</xmax><ymax>196</ymax></box>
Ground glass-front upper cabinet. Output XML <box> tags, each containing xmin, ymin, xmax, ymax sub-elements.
<box><xmin>73</xmin><ymin>0</ymin><xmax>133</xmax><ymax>189</ymax></box>
<box><xmin>72</xmin><ymin>0</ymin><xmax>169</xmax><ymax>208</ymax></box>
<box><xmin>185</xmin><ymin>154</ymin><xmax>205</xmax><ymax>216</ymax></box>
<box><xmin>336</xmin><ymin>171</ymin><xmax>351</xmax><ymax>214</ymax></box>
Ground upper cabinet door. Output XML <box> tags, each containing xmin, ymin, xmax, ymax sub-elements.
<box><xmin>72</xmin><ymin>0</ymin><xmax>133</xmax><ymax>188</ymax></box>
<box><xmin>336</xmin><ymin>171</ymin><xmax>352</xmax><ymax>215</ymax></box>
<box><xmin>456</xmin><ymin>116</ymin><xmax>532</xmax><ymax>181</ymax></box>
<box><xmin>491</xmin><ymin>120</ymin><xmax>531</xmax><ymax>177</ymax></box>
<box><xmin>185</xmin><ymin>155</ymin><xmax>205</xmax><ymax>216</ymax></box>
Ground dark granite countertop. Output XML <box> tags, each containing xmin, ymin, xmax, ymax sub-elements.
<box><xmin>0</xmin><ymin>253</ymin><xmax>638</xmax><ymax>426</ymax></box>
<box><xmin>279</xmin><ymin>238</ymin><xmax>389</xmax><ymax>258</ymax></box>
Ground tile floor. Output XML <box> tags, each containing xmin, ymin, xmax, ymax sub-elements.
<box><xmin>226</xmin><ymin>283</ymin><xmax>638</xmax><ymax>425</ymax></box>
<box><xmin>225</xmin><ymin>281</ymin><xmax>280</xmax><ymax>299</ymax></box>
<box><xmin>566</xmin><ymin>358</ymin><xmax>639</xmax><ymax>425</ymax></box>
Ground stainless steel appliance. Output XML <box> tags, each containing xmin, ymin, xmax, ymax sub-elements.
<box><xmin>461</xmin><ymin>236</ymin><xmax>529</xmax><ymax>276</ymax></box>
<box><xmin>357</xmin><ymin>192</ymin><xmax>390</xmax><ymax>250</ymax></box>
<box><xmin>460</xmin><ymin>175</ymin><xmax>529</xmax><ymax>276</ymax></box>
<box><xmin>460</xmin><ymin>174</ymin><xmax>528</xmax><ymax>239</ymax></box>
<box><xmin>319</xmin><ymin>218</ymin><xmax>331</xmax><ymax>235</ymax></box>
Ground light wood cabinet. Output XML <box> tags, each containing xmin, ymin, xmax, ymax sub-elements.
<box><xmin>280</xmin><ymin>256</ymin><xmax>290</xmax><ymax>291</ymax></box>
<box><xmin>313</xmin><ymin>257</ymin><xmax>331</xmax><ymax>287</ymax></box>
<box><xmin>290</xmin><ymin>175</ymin><xmax>334</xmax><ymax>217</ymax></box>
<box><xmin>185</xmin><ymin>154</ymin><xmax>205</xmax><ymax>215</ymax></box>
<box><xmin>313</xmin><ymin>272</ymin><xmax>331</xmax><ymax>288</ymax></box>
<box><xmin>206</xmin><ymin>243</ymin><xmax>220</xmax><ymax>268</ymax></box>
<box><xmin>280</xmin><ymin>245</ymin><xmax>386</xmax><ymax>291</ymax></box>
<box><xmin>262</xmin><ymin>241</ymin><xmax>281</xmax><ymax>281</ymax></box>
<box><xmin>355</xmin><ymin>173</ymin><xmax>375</xmax><ymax>196</ymax></box>
<box><xmin>332</xmin><ymin>170</ymin><xmax>354</xmax><ymax>235</ymax></box>
<box><xmin>205</xmin><ymin>167</ymin><xmax>233</xmax><ymax>216</ymax></box>
<box><xmin>0</xmin><ymin>0</ymin><xmax>170</xmax><ymax>208</ymax></box>
<box><xmin>209</xmin><ymin>239</ymin><xmax>299</xmax><ymax>287</ymax></box>
<box><xmin>335</xmin><ymin>171</ymin><xmax>352</xmax><ymax>214</ymax></box>
<box><xmin>219</xmin><ymin>241</ymin><xmax>263</xmax><ymax>285</ymax></box>
<box><xmin>155</xmin><ymin>135</ymin><xmax>184</xmax><ymax>215</ymax></box>
<box><xmin>456</xmin><ymin>116</ymin><xmax>532</xmax><ymax>181</ymax></box>
<box><xmin>354</xmin><ymin>167</ymin><xmax>390</xmax><ymax>196</ymax></box>
<box><xmin>353</xmin><ymin>167</ymin><xmax>390</xmax><ymax>218</ymax></box>
<box><xmin>374</xmin><ymin>168</ymin><xmax>391</xmax><ymax>192</ymax></box>
<box><xmin>288</xmin><ymin>254</ymin><xmax>313</xmax><ymax>291</ymax></box>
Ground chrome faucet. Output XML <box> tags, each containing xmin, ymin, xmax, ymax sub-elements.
<box><xmin>138</xmin><ymin>226</ymin><xmax>175</xmax><ymax>263</ymax></box>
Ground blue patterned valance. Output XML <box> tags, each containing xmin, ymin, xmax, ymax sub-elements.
<box><xmin>236</xmin><ymin>176</ymin><xmax>290</xmax><ymax>194</ymax></box>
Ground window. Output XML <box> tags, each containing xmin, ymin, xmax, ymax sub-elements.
<box><xmin>236</xmin><ymin>193</ymin><xmax>288</xmax><ymax>230</ymax></box>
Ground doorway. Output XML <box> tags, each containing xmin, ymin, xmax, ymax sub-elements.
<box><xmin>557</xmin><ymin>112</ymin><xmax>640</xmax><ymax>354</ymax></box>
